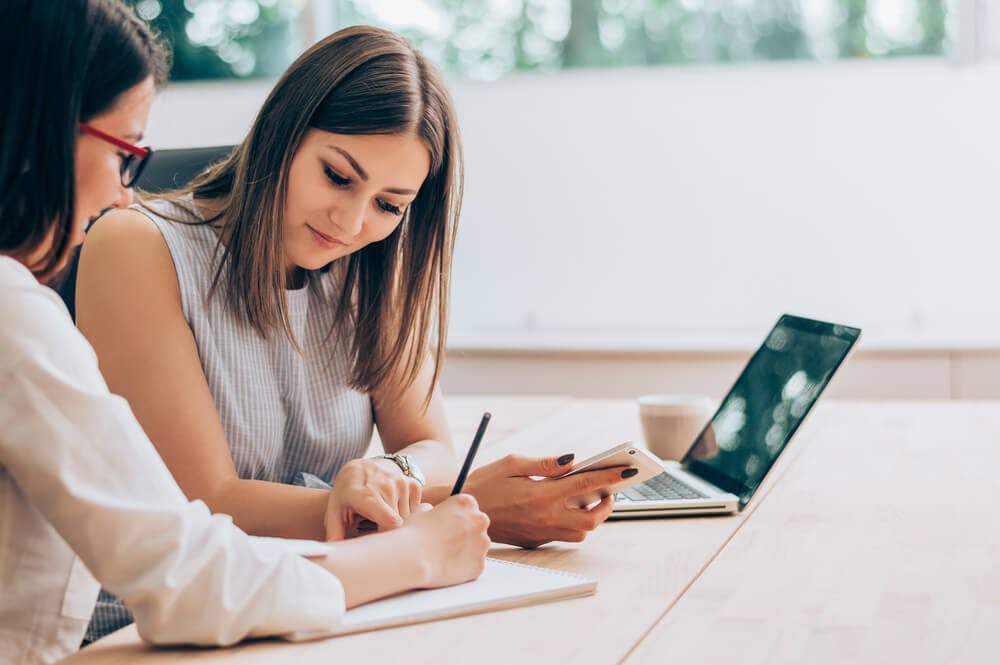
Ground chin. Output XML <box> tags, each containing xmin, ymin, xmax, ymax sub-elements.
<box><xmin>298</xmin><ymin>256</ymin><xmax>331</xmax><ymax>271</ymax></box>
<box><xmin>297</xmin><ymin>243</ymin><xmax>346</xmax><ymax>268</ymax></box>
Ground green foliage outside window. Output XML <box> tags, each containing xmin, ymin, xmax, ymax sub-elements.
<box><xmin>127</xmin><ymin>0</ymin><xmax>954</xmax><ymax>82</ymax></box>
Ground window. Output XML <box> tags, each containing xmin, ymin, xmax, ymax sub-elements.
<box><xmin>129</xmin><ymin>0</ymin><xmax>304</xmax><ymax>79</ymax></box>
<box><xmin>132</xmin><ymin>0</ymin><xmax>964</xmax><ymax>82</ymax></box>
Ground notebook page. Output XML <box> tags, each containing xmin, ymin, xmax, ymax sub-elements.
<box><xmin>285</xmin><ymin>558</ymin><xmax>597</xmax><ymax>641</ymax></box>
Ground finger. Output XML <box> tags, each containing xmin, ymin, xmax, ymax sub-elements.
<box><xmin>397</xmin><ymin>493</ymin><xmax>412</xmax><ymax>521</ymax></box>
<box><xmin>416</xmin><ymin>502</ymin><xmax>433</xmax><ymax>513</ymax></box>
<box><xmin>495</xmin><ymin>453</ymin><xmax>577</xmax><ymax>478</ymax></box>
<box><xmin>324</xmin><ymin>514</ymin><xmax>347</xmax><ymax>541</ymax></box>
<box><xmin>532</xmin><ymin>527</ymin><xmax>593</xmax><ymax>544</ymax></box>
<box><xmin>407</xmin><ymin>484</ymin><xmax>422</xmax><ymax>518</ymax></box>
<box><xmin>562</xmin><ymin>495</ymin><xmax>615</xmax><ymax>531</ymax></box>
<box><xmin>395</xmin><ymin>476</ymin><xmax>422</xmax><ymax>520</ymax></box>
<box><xmin>446</xmin><ymin>492</ymin><xmax>480</xmax><ymax>512</ymax></box>
<box><xmin>388</xmin><ymin>476</ymin><xmax>414</xmax><ymax>521</ymax></box>
<box><xmin>353</xmin><ymin>494</ymin><xmax>404</xmax><ymax>531</ymax></box>
<box><xmin>590</xmin><ymin>494</ymin><xmax>616</xmax><ymax>520</ymax></box>
<box><xmin>323</xmin><ymin>495</ymin><xmax>349</xmax><ymax>541</ymax></box>
<box><xmin>550</xmin><ymin>466</ymin><xmax>634</xmax><ymax>498</ymax></box>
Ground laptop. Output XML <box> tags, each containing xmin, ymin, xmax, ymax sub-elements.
<box><xmin>611</xmin><ymin>314</ymin><xmax>860</xmax><ymax>518</ymax></box>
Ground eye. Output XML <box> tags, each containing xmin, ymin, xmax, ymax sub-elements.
<box><xmin>323</xmin><ymin>164</ymin><xmax>351</xmax><ymax>188</ymax></box>
<box><xmin>377</xmin><ymin>199</ymin><xmax>403</xmax><ymax>216</ymax></box>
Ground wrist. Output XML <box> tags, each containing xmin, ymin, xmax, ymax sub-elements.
<box><xmin>393</xmin><ymin>524</ymin><xmax>434</xmax><ymax>587</ymax></box>
<box><xmin>372</xmin><ymin>453</ymin><xmax>426</xmax><ymax>486</ymax></box>
<box><xmin>370</xmin><ymin>456</ymin><xmax>406</xmax><ymax>478</ymax></box>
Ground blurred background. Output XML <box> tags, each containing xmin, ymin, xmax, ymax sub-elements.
<box><xmin>126</xmin><ymin>1</ymin><xmax>1000</xmax><ymax>399</ymax></box>
<box><xmin>128</xmin><ymin>0</ymin><xmax>957</xmax><ymax>79</ymax></box>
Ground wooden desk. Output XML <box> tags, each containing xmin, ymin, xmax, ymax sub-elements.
<box><xmin>63</xmin><ymin>399</ymin><xmax>994</xmax><ymax>664</ymax></box>
<box><xmin>625</xmin><ymin>402</ymin><xmax>1000</xmax><ymax>664</ymax></box>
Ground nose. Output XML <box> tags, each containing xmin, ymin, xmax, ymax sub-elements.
<box><xmin>111</xmin><ymin>184</ymin><xmax>134</xmax><ymax>210</ymax></box>
<box><xmin>333</xmin><ymin>197</ymin><xmax>365</xmax><ymax>238</ymax></box>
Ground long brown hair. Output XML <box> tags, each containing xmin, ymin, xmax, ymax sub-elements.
<box><xmin>0</xmin><ymin>0</ymin><xmax>166</xmax><ymax>281</ymax></box>
<box><xmin>166</xmin><ymin>26</ymin><xmax>462</xmax><ymax>403</ymax></box>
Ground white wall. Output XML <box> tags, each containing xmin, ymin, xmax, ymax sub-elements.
<box><xmin>145</xmin><ymin>57</ymin><xmax>1000</xmax><ymax>355</ymax></box>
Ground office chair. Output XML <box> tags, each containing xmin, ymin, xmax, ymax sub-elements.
<box><xmin>57</xmin><ymin>145</ymin><xmax>234</xmax><ymax>319</ymax></box>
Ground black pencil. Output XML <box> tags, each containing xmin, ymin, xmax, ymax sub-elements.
<box><xmin>451</xmin><ymin>412</ymin><xmax>491</xmax><ymax>495</ymax></box>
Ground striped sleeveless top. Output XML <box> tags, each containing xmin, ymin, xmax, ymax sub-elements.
<box><xmin>142</xmin><ymin>196</ymin><xmax>374</xmax><ymax>483</ymax></box>
<box><xmin>85</xmin><ymin>197</ymin><xmax>375</xmax><ymax>642</ymax></box>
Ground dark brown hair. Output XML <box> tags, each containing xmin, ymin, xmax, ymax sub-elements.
<box><xmin>0</xmin><ymin>0</ymin><xmax>167</xmax><ymax>281</ymax></box>
<box><xmin>167</xmin><ymin>26</ymin><xmax>463</xmax><ymax>403</ymax></box>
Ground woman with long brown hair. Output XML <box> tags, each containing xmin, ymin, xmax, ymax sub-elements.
<box><xmin>0</xmin><ymin>3</ymin><xmax>490</xmax><ymax>663</ymax></box>
<box><xmin>77</xmin><ymin>24</ymin><xmax>630</xmax><ymax>641</ymax></box>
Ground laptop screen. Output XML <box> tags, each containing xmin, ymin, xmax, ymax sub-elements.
<box><xmin>681</xmin><ymin>315</ymin><xmax>860</xmax><ymax>508</ymax></box>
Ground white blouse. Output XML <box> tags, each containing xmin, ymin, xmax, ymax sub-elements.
<box><xmin>0</xmin><ymin>256</ymin><xmax>345</xmax><ymax>665</ymax></box>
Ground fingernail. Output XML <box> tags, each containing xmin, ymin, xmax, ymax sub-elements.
<box><xmin>621</xmin><ymin>468</ymin><xmax>638</xmax><ymax>479</ymax></box>
<box><xmin>557</xmin><ymin>453</ymin><xmax>575</xmax><ymax>466</ymax></box>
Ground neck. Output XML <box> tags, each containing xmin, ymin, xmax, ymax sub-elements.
<box><xmin>285</xmin><ymin>263</ymin><xmax>306</xmax><ymax>290</ymax></box>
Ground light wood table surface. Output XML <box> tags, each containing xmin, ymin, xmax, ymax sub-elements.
<box><xmin>62</xmin><ymin>398</ymin><xmax>995</xmax><ymax>664</ymax></box>
<box><xmin>625</xmin><ymin>401</ymin><xmax>1000</xmax><ymax>665</ymax></box>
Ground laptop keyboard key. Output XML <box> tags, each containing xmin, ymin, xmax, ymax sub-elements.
<box><xmin>628</xmin><ymin>472</ymin><xmax>708</xmax><ymax>502</ymax></box>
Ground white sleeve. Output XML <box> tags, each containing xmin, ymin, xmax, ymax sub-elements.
<box><xmin>0</xmin><ymin>289</ymin><xmax>345</xmax><ymax>645</ymax></box>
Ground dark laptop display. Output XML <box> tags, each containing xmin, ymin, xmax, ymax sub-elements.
<box><xmin>682</xmin><ymin>315</ymin><xmax>861</xmax><ymax>508</ymax></box>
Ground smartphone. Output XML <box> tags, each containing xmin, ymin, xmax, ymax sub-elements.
<box><xmin>559</xmin><ymin>442</ymin><xmax>664</xmax><ymax>508</ymax></box>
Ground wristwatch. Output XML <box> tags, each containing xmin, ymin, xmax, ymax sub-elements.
<box><xmin>374</xmin><ymin>453</ymin><xmax>426</xmax><ymax>486</ymax></box>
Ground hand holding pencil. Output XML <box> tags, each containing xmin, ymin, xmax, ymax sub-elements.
<box><xmin>386</xmin><ymin>412</ymin><xmax>494</xmax><ymax>588</ymax></box>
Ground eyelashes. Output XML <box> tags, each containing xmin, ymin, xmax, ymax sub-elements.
<box><xmin>377</xmin><ymin>200</ymin><xmax>402</xmax><ymax>215</ymax></box>
<box><xmin>323</xmin><ymin>163</ymin><xmax>405</xmax><ymax>217</ymax></box>
<box><xmin>323</xmin><ymin>164</ymin><xmax>350</xmax><ymax>187</ymax></box>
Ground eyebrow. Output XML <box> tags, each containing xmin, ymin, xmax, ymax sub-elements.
<box><xmin>328</xmin><ymin>145</ymin><xmax>418</xmax><ymax>196</ymax></box>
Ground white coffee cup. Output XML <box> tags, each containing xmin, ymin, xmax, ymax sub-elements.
<box><xmin>637</xmin><ymin>394</ymin><xmax>716</xmax><ymax>461</ymax></box>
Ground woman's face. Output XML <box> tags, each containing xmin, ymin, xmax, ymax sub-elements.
<box><xmin>282</xmin><ymin>129</ymin><xmax>430</xmax><ymax>276</ymax></box>
<box><xmin>75</xmin><ymin>76</ymin><xmax>155</xmax><ymax>235</ymax></box>
<box><xmin>24</xmin><ymin>76</ymin><xmax>155</xmax><ymax>273</ymax></box>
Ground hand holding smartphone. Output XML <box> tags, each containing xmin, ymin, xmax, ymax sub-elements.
<box><xmin>558</xmin><ymin>442</ymin><xmax>664</xmax><ymax>508</ymax></box>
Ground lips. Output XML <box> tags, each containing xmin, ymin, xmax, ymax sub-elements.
<box><xmin>306</xmin><ymin>224</ymin><xmax>344</xmax><ymax>250</ymax></box>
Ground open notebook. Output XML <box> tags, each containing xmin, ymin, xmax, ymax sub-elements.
<box><xmin>284</xmin><ymin>558</ymin><xmax>597</xmax><ymax>641</ymax></box>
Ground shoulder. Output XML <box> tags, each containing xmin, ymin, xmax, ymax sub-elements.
<box><xmin>82</xmin><ymin>206</ymin><xmax>169</xmax><ymax>259</ymax></box>
<box><xmin>0</xmin><ymin>257</ymin><xmax>99</xmax><ymax>379</ymax></box>
<box><xmin>79</xmin><ymin>206</ymin><xmax>180</xmax><ymax>282</ymax></box>
<box><xmin>76</xmin><ymin>207</ymin><xmax>185</xmax><ymax>319</ymax></box>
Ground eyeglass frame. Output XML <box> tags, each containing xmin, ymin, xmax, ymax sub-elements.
<box><xmin>78</xmin><ymin>123</ymin><xmax>153</xmax><ymax>188</ymax></box>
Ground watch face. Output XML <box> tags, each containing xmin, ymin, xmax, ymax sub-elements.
<box><xmin>399</xmin><ymin>455</ymin><xmax>426</xmax><ymax>486</ymax></box>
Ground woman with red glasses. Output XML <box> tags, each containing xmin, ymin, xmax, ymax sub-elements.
<box><xmin>0</xmin><ymin>2</ymin><xmax>490</xmax><ymax>663</ymax></box>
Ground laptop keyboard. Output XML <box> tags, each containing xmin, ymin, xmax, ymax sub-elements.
<box><xmin>617</xmin><ymin>472</ymin><xmax>709</xmax><ymax>502</ymax></box>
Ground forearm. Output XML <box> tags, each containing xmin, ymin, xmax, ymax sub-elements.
<box><xmin>391</xmin><ymin>438</ymin><xmax>459</xmax><ymax>487</ymax></box>
<box><xmin>312</xmin><ymin>528</ymin><xmax>430</xmax><ymax>607</ymax></box>
<box><xmin>1</xmin><ymin>355</ymin><xmax>346</xmax><ymax>645</ymax></box>
<box><xmin>421</xmin><ymin>483</ymin><xmax>453</xmax><ymax>505</ymax></box>
<box><xmin>209</xmin><ymin>478</ymin><xmax>328</xmax><ymax>540</ymax></box>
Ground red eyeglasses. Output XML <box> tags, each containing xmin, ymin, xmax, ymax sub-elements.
<box><xmin>78</xmin><ymin>123</ymin><xmax>154</xmax><ymax>188</ymax></box>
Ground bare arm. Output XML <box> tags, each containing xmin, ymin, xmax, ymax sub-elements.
<box><xmin>0</xmin><ymin>275</ymin><xmax>489</xmax><ymax>644</ymax></box>
<box><xmin>76</xmin><ymin>210</ymin><xmax>327</xmax><ymax>540</ymax></box>
<box><xmin>370</xmin><ymin>355</ymin><xmax>458</xmax><ymax>486</ymax></box>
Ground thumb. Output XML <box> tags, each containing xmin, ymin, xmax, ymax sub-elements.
<box><xmin>324</xmin><ymin>511</ymin><xmax>347</xmax><ymax>542</ymax></box>
<box><xmin>498</xmin><ymin>452</ymin><xmax>576</xmax><ymax>478</ymax></box>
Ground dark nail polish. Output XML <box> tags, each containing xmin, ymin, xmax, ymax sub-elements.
<box><xmin>557</xmin><ymin>453</ymin><xmax>575</xmax><ymax>466</ymax></box>
<box><xmin>621</xmin><ymin>468</ymin><xmax>639</xmax><ymax>479</ymax></box>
